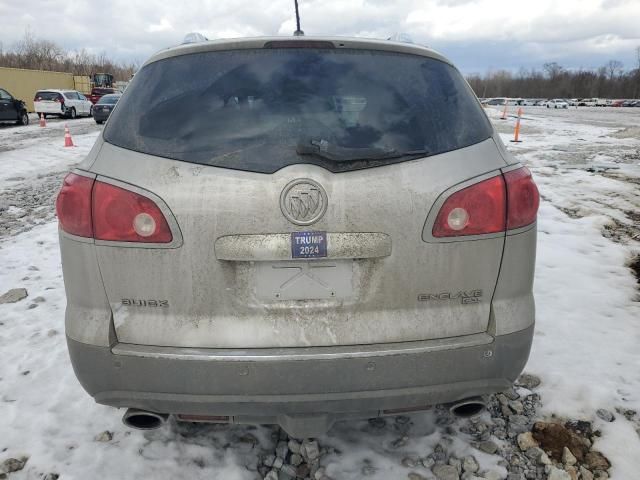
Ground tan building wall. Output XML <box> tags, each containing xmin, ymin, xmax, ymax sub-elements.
<box><xmin>0</xmin><ymin>67</ymin><xmax>76</xmax><ymax>112</ymax></box>
<box><xmin>74</xmin><ymin>76</ymin><xmax>92</xmax><ymax>95</ymax></box>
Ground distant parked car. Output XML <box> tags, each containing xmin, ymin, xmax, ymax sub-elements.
<box><xmin>93</xmin><ymin>93</ymin><xmax>121</xmax><ymax>124</ymax></box>
<box><xmin>594</xmin><ymin>98</ymin><xmax>608</xmax><ymax>107</ymax></box>
<box><xmin>34</xmin><ymin>90</ymin><xmax>93</xmax><ymax>119</ymax></box>
<box><xmin>521</xmin><ymin>99</ymin><xmax>537</xmax><ymax>106</ymax></box>
<box><xmin>484</xmin><ymin>97</ymin><xmax>507</xmax><ymax>106</ymax></box>
<box><xmin>89</xmin><ymin>87</ymin><xmax>118</xmax><ymax>104</ymax></box>
<box><xmin>0</xmin><ymin>87</ymin><xmax>29</xmax><ymax>125</ymax></box>
<box><xmin>611</xmin><ymin>100</ymin><xmax>625</xmax><ymax>107</ymax></box>
<box><xmin>547</xmin><ymin>99</ymin><xmax>568</xmax><ymax>109</ymax></box>
<box><xmin>577</xmin><ymin>98</ymin><xmax>596</xmax><ymax>107</ymax></box>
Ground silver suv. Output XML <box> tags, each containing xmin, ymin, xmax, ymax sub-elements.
<box><xmin>56</xmin><ymin>36</ymin><xmax>539</xmax><ymax>438</ymax></box>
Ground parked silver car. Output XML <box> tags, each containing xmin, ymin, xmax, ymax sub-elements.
<box><xmin>56</xmin><ymin>36</ymin><xmax>539</xmax><ymax>437</ymax></box>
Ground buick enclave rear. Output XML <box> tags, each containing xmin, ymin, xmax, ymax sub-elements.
<box><xmin>56</xmin><ymin>36</ymin><xmax>539</xmax><ymax>437</ymax></box>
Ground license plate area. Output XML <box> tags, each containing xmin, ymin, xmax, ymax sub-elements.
<box><xmin>291</xmin><ymin>231</ymin><xmax>327</xmax><ymax>259</ymax></box>
<box><xmin>255</xmin><ymin>260</ymin><xmax>353</xmax><ymax>301</ymax></box>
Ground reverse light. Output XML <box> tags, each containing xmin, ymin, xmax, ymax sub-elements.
<box><xmin>447</xmin><ymin>207</ymin><xmax>470</xmax><ymax>231</ymax></box>
<box><xmin>56</xmin><ymin>173</ymin><xmax>173</xmax><ymax>244</ymax></box>
<box><xmin>133</xmin><ymin>213</ymin><xmax>157</xmax><ymax>237</ymax></box>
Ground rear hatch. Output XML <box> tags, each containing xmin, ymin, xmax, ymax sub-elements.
<box><xmin>89</xmin><ymin>41</ymin><xmax>507</xmax><ymax>349</ymax></box>
<box><xmin>34</xmin><ymin>91</ymin><xmax>64</xmax><ymax>113</ymax></box>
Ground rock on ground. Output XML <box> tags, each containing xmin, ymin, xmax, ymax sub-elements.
<box><xmin>432</xmin><ymin>463</ymin><xmax>459</xmax><ymax>480</ymax></box>
<box><xmin>596</xmin><ymin>409</ymin><xmax>615</xmax><ymax>423</ymax></box>
<box><xmin>0</xmin><ymin>288</ymin><xmax>28</xmax><ymax>304</ymax></box>
<box><xmin>516</xmin><ymin>373</ymin><xmax>541</xmax><ymax>389</ymax></box>
<box><xmin>0</xmin><ymin>457</ymin><xmax>28</xmax><ymax>474</ymax></box>
<box><xmin>562</xmin><ymin>446</ymin><xmax>577</xmax><ymax>466</ymax></box>
<box><xmin>548</xmin><ymin>466</ymin><xmax>572</xmax><ymax>480</ymax></box>
<box><xmin>517</xmin><ymin>432</ymin><xmax>538</xmax><ymax>451</ymax></box>
<box><xmin>531</xmin><ymin>422</ymin><xmax>589</xmax><ymax>462</ymax></box>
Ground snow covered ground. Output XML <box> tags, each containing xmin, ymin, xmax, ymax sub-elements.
<box><xmin>489</xmin><ymin>106</ymin><xmax>640</xmax><ymax>476</ymax></box>
<box><xmin>0</xmin><ymin>109</ymin><xmax>639</xmax><ymax>479</ymax></box>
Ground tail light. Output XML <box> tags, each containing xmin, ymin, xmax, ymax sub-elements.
<box><xmin>433</xmin><ymin>175</ymin><xmax>506</xmax><ymax>237</ymax></box>
<box><xmin>504</xmin><ymin>167</ymin><xmax>540</xmax><ymax>229</ymax></box>
<box><xmin>93</xmin><ymin>182</ymin><xmax>172</xmax><ymax>243</ymax></box>
<box><xmin>56</xmin><ymin>173</ymin><xmax>94</xmax><ymax>237</ymax></box>
<box><xmin>56</xmin><ymin>173</ymin><xmax>173</xmax><ymax>243</ymax></box>
<box><xmin>432</xmin><ymin>167</ymin><xmax>538</xmax><ymax>238</ymax></box>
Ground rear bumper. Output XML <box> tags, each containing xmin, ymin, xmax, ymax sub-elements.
<box><xmin>35</xmin><ymin>104</ymin><xmax>65</xmax><ymax>114</ymax></box>
<box><xmin>93</xmin><ymin>111</ymin><xmax>111</xmax><ymax>121</ymax></box>
<box><xmin>67</xmin><ymin>325</ymin><xmax>533</xmax><ymax>433</ymax></box>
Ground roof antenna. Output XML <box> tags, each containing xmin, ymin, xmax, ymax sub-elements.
<box><xmin>293</xmin><ymin>0</ymin><xmax>304</xmax><ymax>36</ymax></box>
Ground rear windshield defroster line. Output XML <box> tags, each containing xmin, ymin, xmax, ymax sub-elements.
<box><xmin>104</xmin><ymin>48</ymin><xmax>492</xmax><ymax>174</ymax></box>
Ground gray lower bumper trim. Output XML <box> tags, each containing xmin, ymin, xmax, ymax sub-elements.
<box><xmin>67</xmin><ymin>326</ymin><xmax>533</xmax><ymax>419</ymax></box>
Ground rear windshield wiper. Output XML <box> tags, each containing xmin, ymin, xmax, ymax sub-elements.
<box><xmin>296</xmin><ymin>138</ymin><xmax>429</xmax><ymax>162</ymax></box>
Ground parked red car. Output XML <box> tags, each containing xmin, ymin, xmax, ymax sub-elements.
<box><xmin>89</xmin><ymin>87</ymin><xmax>117</xmax><ymax>104</ymax></box>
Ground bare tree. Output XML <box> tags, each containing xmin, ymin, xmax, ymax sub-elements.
<box><xmin>543</xmin><ymin>62</ymin><xmax>563</xmax><ymax>79</ymax></box>
<box><xmin>604</xmin><ymin>60</ymin><xmax>624</xmax><ymax>81</ymax></box>
<box><xmin>0</xmin><ymin>29</ymin><xmax>139</xmax><ymax>80</ymax></box>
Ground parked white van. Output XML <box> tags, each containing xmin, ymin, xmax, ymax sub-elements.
<box><xmin>34</xmin><ymin>90</ymin><xmax>93</xmax><ymax>119</ymax></box>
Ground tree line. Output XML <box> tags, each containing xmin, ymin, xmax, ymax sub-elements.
<box><xmin>2</xmin><ymin>31</ymin><xmax>639</xmax><ymax>98</ymax></box>
<box><xmin>0</xmin><ymin>30</ymin><xmax>138</xmax><ymax>81</ymax></box>
<box><xmin>467</xmin><ymin>51</ymin><xmax>640</xmax><ymax>99</ymax></box>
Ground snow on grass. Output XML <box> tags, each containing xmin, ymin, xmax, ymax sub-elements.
<box><xmin>493</xmin><ymin>106</ymin><xmax>640</xmax><ymax>479</ymax></box>
<box><xmin>0</xmin><ymin>129</ymin><xmax>99</xmax><ymax>185</ymax></box>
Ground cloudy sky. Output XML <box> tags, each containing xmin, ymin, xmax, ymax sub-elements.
<box><xmin>1</xmin><ymin>0</ymin><xmax>639</xmax><ymax>74</ymax></box>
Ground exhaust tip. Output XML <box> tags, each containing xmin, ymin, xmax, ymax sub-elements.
<box><xmin>449</xmin><ymin>398</ymin><xmax>486</xmax><ymax>418</ymax></box>
<box><xmin>122</xmin><ymin>409</ymin><xmax>168</xmax><ymax>430</ymax></box>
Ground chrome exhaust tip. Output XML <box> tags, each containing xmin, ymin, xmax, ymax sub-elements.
<box><xmin>448</xmin><ymin>397</ymin><xmax>486</xmax><ymax>418</ymax></box>
<box><xmin>122</xmin><ymin>408</ymin><xmax>168</xmax><ymax>430</ymax></box>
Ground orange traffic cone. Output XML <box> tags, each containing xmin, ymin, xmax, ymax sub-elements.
<box><xmin>500</xmin><ymin>103</ymin><xmax>508</xmax><ymax>120</ymax></box>
<box><xmin>39</xmin><ymin>113</ymin><xmax>46</xmax><ymax>127</ymax></box>
<box><xmin>64</xmin><ymin>124</ymin><xmax>75</xmax><ymax>147</ymax></box>
<box><xmin>510</xmin><ymin>108</ymin><xmax>523</xmax><ymax>143</ymax></box>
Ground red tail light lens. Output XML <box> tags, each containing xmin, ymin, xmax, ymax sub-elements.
<box><xmin>92</xmin><ymin>182</ymin><xmax>172</xmax><ymax>243</ymax></box>
<box><xmin>432</xmin><ymin>175</ymin><xmax>506</xmax><ymax>237</ymax></box>
<box><xmin>432</xmin><ymin>167</ymin><xmax>539</xmax><ymax>238</ymax></box>
<box><xmin>504</xmin><ymin>167</ymin><xmax>540</xmax><ymax>229</ymax></box>
<box><xmin>56</xmin><ymin>174</ymin><xmax>173</xmax><ymax>243</ymax></box>
<box><xmin>56</xmin><ymin>173</ymin><xmax>95</xmax><ymax>237</ymax></box>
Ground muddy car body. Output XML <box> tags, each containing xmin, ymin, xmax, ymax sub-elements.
<box><xmin>56</xmin><ymin>36</ymin><xmax>539</xmax><ymax>437</ymax></box>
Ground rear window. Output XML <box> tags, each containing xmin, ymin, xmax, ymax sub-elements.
<box><xmin>35</xmin><ymin>91</ymin><xmax>62</xmax><ymax>101</ymax></box>
<box><xmin>97</xmin><ymin>94</ymin><xmax>120</xmax><ymax>105</ymax></box>
<box><xmin>105</xmin><ymin>48</ymin><xmax>492</xmax><ymax>174</ymax></box>
<box><xmin>93</xmin><ymin>88</ymin><xmax>115</xmax><ymax>95</ymax></box>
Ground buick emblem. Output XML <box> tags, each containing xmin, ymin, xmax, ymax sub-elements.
<box><xmin>280</xmin><ymin>179</ymin><xmax>328</xmax><ymax>226</ymax></box>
